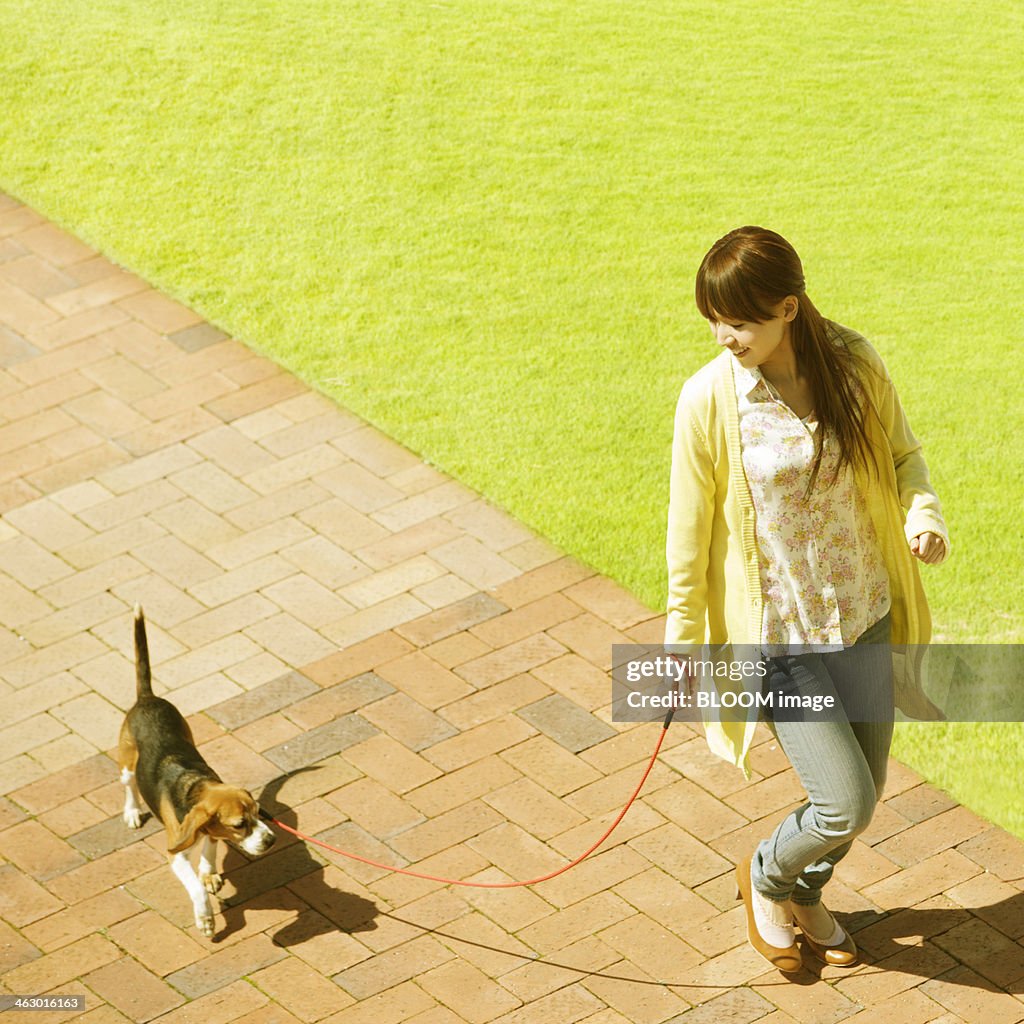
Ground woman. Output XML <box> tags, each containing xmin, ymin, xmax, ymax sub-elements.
<box><xmin>665</xmin><ymin>226</ymin><xmax>949</xmax><ymax>973</ymax></box>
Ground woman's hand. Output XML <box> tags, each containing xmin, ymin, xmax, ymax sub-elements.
<box><xmin>910</xmin><ymin>531</ymin><xmax>946</xmax><ymax>564</ymax></box>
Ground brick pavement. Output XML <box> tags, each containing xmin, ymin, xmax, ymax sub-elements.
<box><xmin>1</xmin><ymin>190</ymin><xmax>1023</xmax><ymax>1024</ymax></box>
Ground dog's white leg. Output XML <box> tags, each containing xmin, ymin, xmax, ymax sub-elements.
<box><xmin>120</xmin><ymin>768</ymin><xmax>143</xmax><ymax>829</ymax></box>
<box><xmin>198</xmin><ymin>835</ymin><xmax>223</xmax><ymax>895</ymax></box>
<box><xmin>171</xmin><ymin>850</ymin><xmax>215</xmax><ymax>938</ymax></box>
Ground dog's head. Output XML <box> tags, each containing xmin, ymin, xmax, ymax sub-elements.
<box><xmin>168</xmin><ymin>784</ymin><xmax>276</xmax><ymax>856</ymax></box>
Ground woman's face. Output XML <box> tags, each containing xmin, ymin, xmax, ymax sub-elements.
<box><xmin>707</xmin><ymin>297</ymin><xmax>798</xmax><ymax>369</ymax></box>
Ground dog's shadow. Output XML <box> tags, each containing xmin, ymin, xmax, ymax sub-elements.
<box><xmin>213</xmin><ymin>768</ymin><xmax>379</xmax><ymax>945</ymax></box>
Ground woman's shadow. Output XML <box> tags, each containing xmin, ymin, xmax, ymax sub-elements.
<box><xmin>213</xmin><ymin>767</ymin><xmax>380</xmax><ymax>946</ymax></box>
<box><xmin>781</xmin><ymin>896</ymin><xmax>1024</xmax><ymax>993</ymax></box>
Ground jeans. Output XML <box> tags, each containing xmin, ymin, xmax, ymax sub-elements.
<box><xmin>752</xmin><ymin>611</ymin><xmax>894</xmax><ymax>906</ymax></box>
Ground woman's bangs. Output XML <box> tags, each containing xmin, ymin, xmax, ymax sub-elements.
<box><xmin>695</xmin><ymin>264</ymin><xmax>775</xmax><ymax>325</ymax></box>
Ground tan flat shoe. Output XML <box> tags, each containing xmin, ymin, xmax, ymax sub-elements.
<box><xmin>792</xmin><ymin>903</ymin><xmax>859</xmax><ymax>967</ymax></box>
<box><xmin>735</xmin><ymin>856</ymin><xmax>802</xmax><ymax>974</ymax></box>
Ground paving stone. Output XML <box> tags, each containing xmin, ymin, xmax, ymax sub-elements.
<box><xmin>517</xmin><ymin>694</ymin><xmax>616</xmax><ymax>753</ymax></box>
<box><xmin>343</xmin><ymin>733</ymin><xmax>444</xmax><ymax>794</ymax></box>
<box><xmin>547</xmin><ymin>611</ymin><xmax>631</xmax><ymax>671</ymax></box>
<box><xmin>337</xmin><ymin>555</ymin><xmax>445</xmax><ymax>610</ymax></box>
<box><xmin>0</xmin><ymin>752</ymin><xmax>47</xmax><ymax>795</ymax></box>
<box><xmin>372</xmin><ymin>650</ymin><xmax>474</xmax><ymax>710</ymax></box>
<box><xmin>371</xmin><ymin>482</ymin><xmax>477</xmax><ymax>535</ymax></box>
<box><xmin>410</xmin><ymin>573</ymin><xmax>478</xmax><ymax>610</ymax></box>
<box><xmin>264</xmin><ymin>714</ymin><xmax>379</xmax><ymax>773</ymax></box>
<box><xmin>16</xmin><ymin>222</ymin><xmax>97</xmax><ymax>266</ymax></box>
<box><xmin>405</xmin><ymin>755</ymin><xmax>521</xmax><ymax>820</ymax></box>
<box><xmin>334</xmin><ymin>935</ymin><xmax>455</xmax><ymax>1000</ymax></box>
<box><xmin>0</xmin><ymin>794</ymin><xmax>28</xmax><ymax>830</ymax></box>
<box><xmin>439</xmin><ymin>673</ymin><xmax>552</xmax><ymax>731</ymax></box>
<box><xmin>458</xmin><ymin>633</ymin><xmax>568</xmax><ymax>689</ymax></box>
<box><xmin>83</xmin><ymin>952</ymin><xmax>187</xmax><ymax>1021</ymax></box>
<box><xmin>249</xmin><ymin>956</ymin><xmax>355</xmax><ymax>1021</ymax></box>
<box><xmin>39</xmin><ymin>794</ymin><xmax>111</xmax><ymax>837</ymax></box>
<box><xmin>319</xmin><ymin>981</ymin><xmax>435</xmax><ymax>1024</ymax></box>
<box><xmin>957</xmin><ymin>826</ymin><xmax>1024</xmax><ymax>882</ymax></box>
<box><xmin>483</xmin><ymin>777</ymin><xmax>587</xmax><ymax>841</ymax></box>
<box><xmin>67</xmin><ymin>811</ymin><xmax>162</xmax><ymax>859</ymax></box>
<box><xmin>836</xmin><ymin>989</ymin><xmax>959</xmax><ymax>1024</ymax></box>
<box><xmin>531</xmin><ymin>652</ymin><xmax>613</xmax><ymax>711</ymax></box>
<box><xmin>835</xmin><ymin>939</ymin><xmax>960</xmax><ymax>1005</ymax></box>
<box><xmin>285</xmin><ymin>673</ymin><xmax>397</xmax><ymax>730</ymax></box>
<box><xmin>419</xmin><ymin>959</ymin><xmax>523</xmax><ymax>1024</ymax></box>
<box><xmin>0</xmin><ymin>278</ymin><xmax>61</xmax><ymax>334</ymax></box>
<box><xmin>281</xmin><ymin>535</ymin><xmax>372</xmax><ymax>590</ymax></box>
<box><xmin>167</xmin><ymin>321</ymin><xmax>230</xmax><ymax>352</ymax></box>
<box><xmin>947</xmin><ymin>872</ymin><xmax>1024</xmax><ymax>940</ymax></box>
<box><xmin>419</xmin><ymin>716</ymin><xmax>536</xmax><ymax>773</ymax></box>
<box><xmin>930</xmin><ymin>916</ymin><xmax>1024</xmax><ymax>988</ymax></box>
<box><xmin>245</xmin><ymin>611</ymin><xmax>339</xmax><ymax>666</ymax></box>
<box><xmin>1</xmin><ymin>932</ymin><xmax>120</xmax><ymax>995</ymax></box>
<box><xmin>4</xmin><ymin>372</ymin><xmax>95</xmax><ymax>422</ymax></box>
<box><xmin>333</xmin><ymin>425</ymin><xmax>423</xmax><ymax>478</ymax></box>
<box><xmin>0</xmin><ymin>324</ymin><xmax>42</xmax><ymax>366</ymax></box>
<box><xmin>395</xmin><ymin>592</ymin><xmax>509</xmax><ymax>647</ymax></box>
<box><xmin>154</xmin><ymin>980</ymin><xmax>270</xmax><ymax>1024</ymax></box>
<box><xmin>750</xmin><ymin>975</ymin><xmax>861</xmax><ymax>1024</ymax></box>
<box><xmin>919</xmin><ymin>963</ymin><xmax>1024</xmax><ymax>1024</ymax></box>
<box><xmin>46</xmin><ymin>843</ymin><xmax>165</xmax><ymax>905</ymax></box>
<box><xmin>359</xmin><ymin>692</ymin><xmax>457</xmax><ymax>752</ymax></box>
<box><xmin>886</xmin><ymin>782</ymin><xmax>959</xmax><ymax>823</ymax></box>
<box><xmin>323</xmin><ymin>592</ymin><xmax>433</xmax><ymax>648</ymax></box>
<box><xmin>862</xmin><ymin>848</ymin><xmax>984</xmax><ymax>909</ymax></box>
<box><xmin>262</xmin><ymin>572</ymin><xmax>355</xmax><ymax>628</ymax></box>
<box><xmin>326</xmin><ymin>777</ymin><xmax>426</xmax><ymax>840</ymax></box>
<box><xmin>49</xmin><ymin>690</ymin><xmax>124</xmax><ymax>748</ymax></box>
<box><xmin>0</xmin><ymin>862</ymin><xmax>64</xmax><ymax>926</ymax></box>
<box><xmin>206</xmin><ymin>373</ymin><xmax>307</xmax><ymax>422</ymax></box>
<box><xmin>388</xmin><ymin>800</ymin><xmax>505</xmax><ymax>863</ymax></box>
<box><xmin>0</xmin><ymin>918</ymin><xmax>41</xmax><ymax>975</ymax></box>
<box><xmin>428</xmin><ymin>535</ymin><xmax>522</xmax><ymax>590</ymax></box>
<box><xmin>116</xmin><ymin>288</ymin><xmax>202</xmax><ymax>333</ymax></box>
<box><xmin>0</xmin><ymin>533</ymin><xmax>74</xmax><ymax>588</ymax></box>
<box><xmin>207</xmin><ymin>670</ymin><xmax>320</xmax><ymax>730</ymax></box>
<box><xmin>0</xmin><ymin>711</ymin><xmax>66</xmax><ymax>761</ymax></box>
<box><xmin>499</xmin><ymin>734</ymin><xmax>601</xmax><ymax>797</ymax></box>
<box><xmin>7</xmin><ymin>752</ymin><xmax>114</xmax><ymax>814</ymax></box>
<box><xmin>167</xmin><ymin>933</ymin><xmax>287</xmax><ymax>998</ymax></box>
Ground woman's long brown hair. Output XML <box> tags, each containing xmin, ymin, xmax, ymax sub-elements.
<box><xmin>694</xmin><ymin>226</ymin><xmax>878</xmax><ymax>494</ymax></box>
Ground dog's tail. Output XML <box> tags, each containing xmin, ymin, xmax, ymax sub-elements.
<box><xmin>133</xmin><ymin>603</ymin><xmax>153</xmax><ymax>699</ymax></box>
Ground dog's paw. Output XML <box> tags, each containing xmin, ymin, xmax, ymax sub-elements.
<box><xmin>201</xmin><ymin>872</ymin><xmax>223</xmax><ymax>895</ymax></box>
<box><xmin>123</xmin><ymin>808</ymin><xmax>142</xmax><ymax>829</ymax></box>
<box><xmin>195</xmin><ymin>910</ymin><xmax>216</xmax><ymax>939</ymax></box>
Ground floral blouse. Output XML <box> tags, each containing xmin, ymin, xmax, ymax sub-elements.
<box><xmin>735</xmin><ymin>364</ymin><xmax>891</xmax><ymax>649</ymax></box>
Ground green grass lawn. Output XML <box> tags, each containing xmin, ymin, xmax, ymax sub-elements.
<box><xmin>3</xmin><ymin>0</ymin><xmax>1022</xmax><ymax>835</ymax></box>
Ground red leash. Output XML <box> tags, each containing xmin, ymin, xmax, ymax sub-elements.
<box><xmin>264</xmin><ymin>715</ymin><xmax>674</xmax><ymax>889</ymax></box>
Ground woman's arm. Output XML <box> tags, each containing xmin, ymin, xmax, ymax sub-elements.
<box><xmin>665</xmin><ymin>388</ymin><xmax>716</xmax><ymax>644</ymax></box>
<box><xmin>865</xmin><ymin>351</ymin><xmax>951</xmax><ymax>562</ymax></box>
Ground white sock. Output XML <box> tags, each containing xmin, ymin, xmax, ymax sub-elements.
<box><xmin>792</xmin><ymin>901</ymin><xmax>846</xmax><ymax>945</ymax></box>
<box><xmin>751</xmin><ymin>887</ymin><xmax>796</xmax><ymax>948</ymax></box>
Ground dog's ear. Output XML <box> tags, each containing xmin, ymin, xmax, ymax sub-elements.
<box><xmin>167</xmin><ymin>804</ymin><xmax>214</xmax><ymax>854</ymax></box>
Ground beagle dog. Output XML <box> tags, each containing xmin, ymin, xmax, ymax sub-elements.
<box><xmin>118</xmin><ymin>605</ymin><xmax>275</xmax><ymax>937</ymax></box>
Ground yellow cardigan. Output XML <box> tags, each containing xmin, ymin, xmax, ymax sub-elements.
<box><xmin>665</xmin><ymin>323</ymin><xmax>950</xmax><ymax>776</ymax></box>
